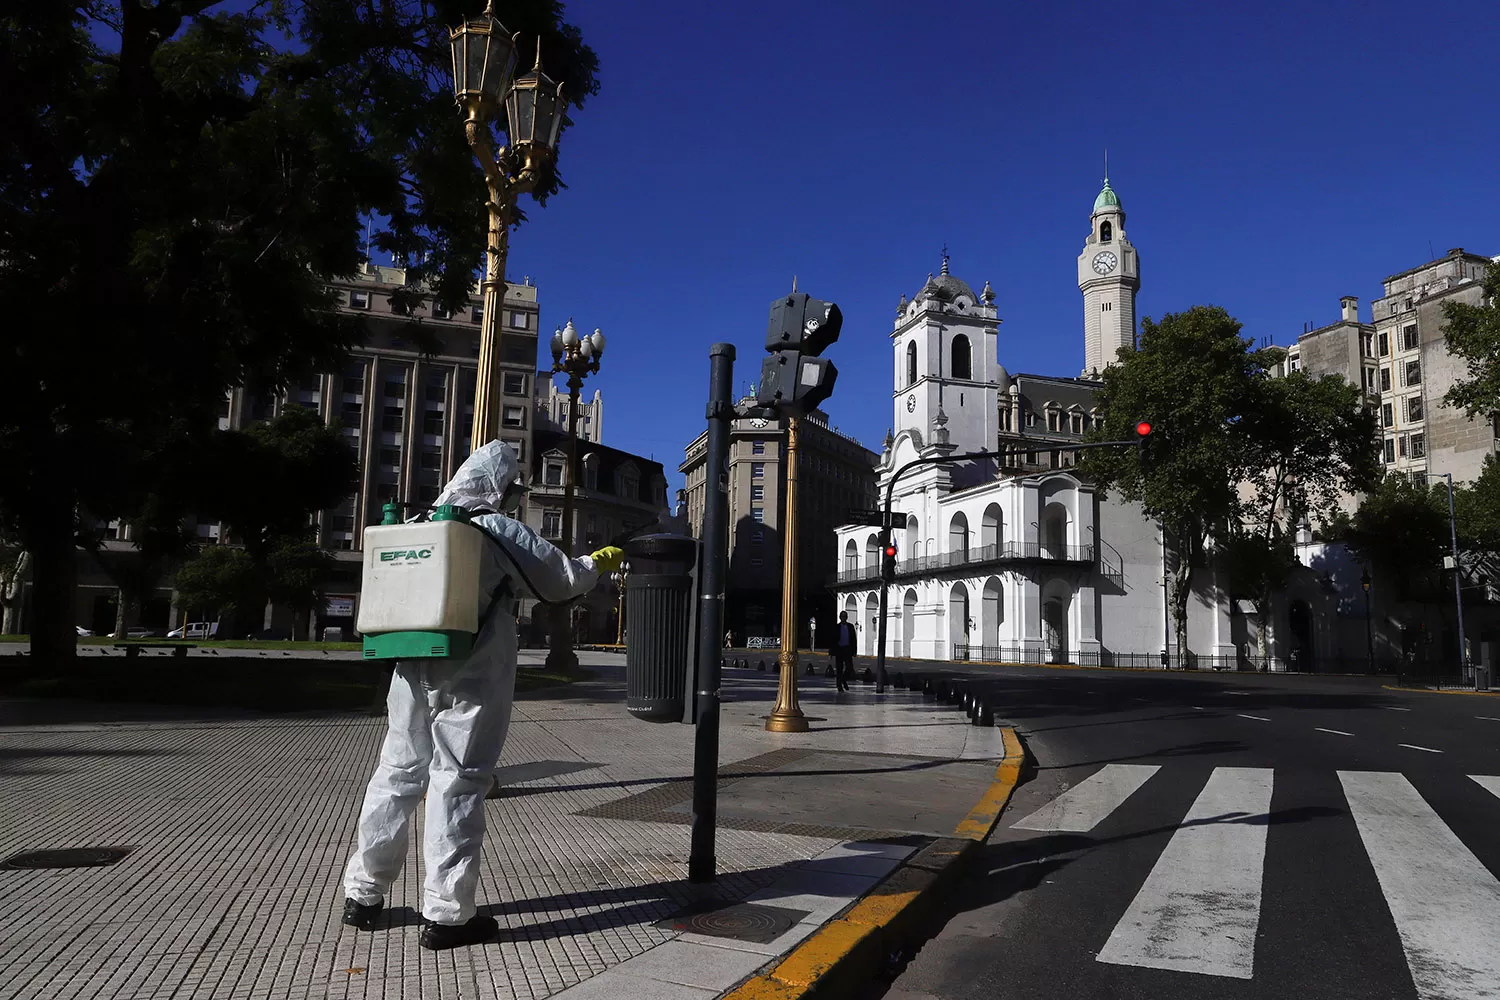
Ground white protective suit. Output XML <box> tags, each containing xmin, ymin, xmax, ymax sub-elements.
<box><xmin>343</xmin><ymin>442</ymin><xmax>600</xmax><ymax>925</ymax></box>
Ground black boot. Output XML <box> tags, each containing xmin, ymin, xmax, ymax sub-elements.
<box><xmin>342</xmin><ymin>898</ymin><xmax>383</xmax><ymax>931</ymax></box>
<box><xmin>420</xmin><ymin>914</ymin><xmax>499</xmax><ymax>950</ymax></box>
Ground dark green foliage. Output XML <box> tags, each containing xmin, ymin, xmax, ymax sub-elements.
<box><xmin>0</xmin><ymin>2</ymin><xmax>598</xmax><ymax>663</ymax></box>
<box><xmin>1083</xmin><ymin>306</ymin><xmax>1379</xmax><ymax>653</ymax></box>
<box><xmin>1442</xmin><ymin>263</ymin><xmax>1500</xmax><ymax>419</ymax></box>
<box><xmin>1325</xmin><ymin>475</ymin><xmax>1450</xmax><ymax>600</ymax></box>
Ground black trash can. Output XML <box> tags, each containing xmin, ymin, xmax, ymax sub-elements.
<box><xmin>623</xmin><ymin>534</ymin><xmax>699</xmax><ymax>723</ymax></box>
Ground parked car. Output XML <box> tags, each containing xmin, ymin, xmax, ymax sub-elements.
<box><xmin>110</xmin><ymin>628</ymin><xmax>159</xmax><ymax>639</ymax></box>
<box><xmin>75</xmin><ymin>625</ymin><xmax>93</xmax><ymax>636</ymax></box>
<box><xmin>166</xmin><ymin>622</ymin><xmax>219</xmax><ymax>639</ymax></box>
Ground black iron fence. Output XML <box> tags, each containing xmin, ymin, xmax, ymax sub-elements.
<box><xmin>946</xmin><ymin>645</ymin><xmax>1461</xmax><ymax>677</ymax></box>
<box><xmin>831</xmin><ymin>542</ymin><xmax>1095</xmax><ymax>587</ymax></box>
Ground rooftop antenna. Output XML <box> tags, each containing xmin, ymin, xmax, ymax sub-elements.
<box><xmin>1104</xmin><ymin>148</ymin><xmax>1109</xmax><ymax>183</ymax></box>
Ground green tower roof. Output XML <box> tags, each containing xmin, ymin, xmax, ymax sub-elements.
<box><xmin>1093</xmin><ymin>179</ymin><xmax>1121</xmax><ymax>212</ymax></box>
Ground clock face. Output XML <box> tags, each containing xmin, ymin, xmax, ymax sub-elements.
<box><xmin>750</xmin><ymin>418</ymin><xmax>768</xmax><ymax>428</ymax></box>
<box><xmin>1092</xmin><ymin>250</ymin><xmax>1118</xmax><ymax>275</ymax></box>
<box><xmin>906</xmin><ymin>395</ymin><xmax>916</xmax><ymax>413</ymax></box>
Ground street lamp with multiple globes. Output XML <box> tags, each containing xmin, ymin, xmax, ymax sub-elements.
<box><xmin>545</xmin><ymin>319</ymin><xmax>605</xmax><ymax>670</ymax></box>
<box><xmin>448</xmin><ymin>4</ymin><xmax>567</xmax><ymax>448</ymax></box>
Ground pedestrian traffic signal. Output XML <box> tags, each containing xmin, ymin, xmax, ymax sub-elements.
<box><xmin>1136</xmin><ymin>419</ymin><xmax>1153</xmax><ymax>463</ymax></box>
<box><xmin>757</xmin><ymin>292</ymin><xmax>842</xmax><ymax>416</ymax></box>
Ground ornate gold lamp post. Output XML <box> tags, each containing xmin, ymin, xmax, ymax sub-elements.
<box><xmin>448</xmin><ymin>4</ymin><xmax>567</xmax><ymax>448</ymax></box>
<box><xmin>766</xmin><ymin>414</ymin><xmax>809</xmax><ymax>732</ymax></box>
<box><xmin>545</xmin><ymin>319</ymin><xmax>605</xmax><ymax>670</ymax></box>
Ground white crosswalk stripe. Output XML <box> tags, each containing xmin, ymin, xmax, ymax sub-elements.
<box><xmin>1006</xmin><ymin>763</ymin><xmax>1500</xmax><ymax>991</ymax></box>
<box><xmin>1340</xmin><ymin>771</ymin><xmax>1500</xmax><ymax>1000</ymax></box>
<box><xmin>1095</xmin><ymin>766</ymin><xmax>1273</xmax><ymax>979</ymax></box>
<box><xmin>1010</xmin><ymin>763</ymin><xmax>1160</xmax><ymax>832</ymax></box>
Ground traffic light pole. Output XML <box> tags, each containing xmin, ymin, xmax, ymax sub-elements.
<box><xmin>873</xmin><ymin>440</ymin><xmax>1139</xmax><ymax>691</ymax></box>
<box><xmin>689</xmin><ymin>343</ymin><xmax>735</xmax><ymax>883</ymax></box>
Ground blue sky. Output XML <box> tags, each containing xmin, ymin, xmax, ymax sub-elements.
<box><xmin>499</xmin><ymin>0</ymin><xmax>1495</xmax><ymax>498</ymax></box>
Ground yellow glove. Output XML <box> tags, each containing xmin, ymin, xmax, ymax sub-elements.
<box><xmin>589</xmin><ymin>546</ymin><xmax>625</xmax><ymax>575</ymax></box>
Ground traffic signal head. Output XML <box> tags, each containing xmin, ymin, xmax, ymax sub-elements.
<box><xmin>757</xmin><ymin>291</ymin><xmax>842</xmax><ymax>416</ymax></box>
<box><xmin>1136</xmin><ymin>419</ymin><xmax>1153</xmax><ymax>463</ymax></box>
<box><xmin>765</xmin><ymin>292</ymin><xmax>843</xmax><ymax>355</ymax></box>
<box><xmin>880</xmin><ymin>535</ymin><xmax>897</xmax><ymax>582</ymax></box>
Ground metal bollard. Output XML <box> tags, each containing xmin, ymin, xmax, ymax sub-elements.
<box><xmin>922</xmin><ymin>678</ymin><xmax>936</xmax><ymax>700</ymax></box>
<box><xmin>623</xmin><ymin>534</ymin><xmax>699</xmax><ymax>723</ymax></box>
<box><xmin>976</xmin><ymin>699</ymin><xmax>994</xmax><ymax>726</ymax></box>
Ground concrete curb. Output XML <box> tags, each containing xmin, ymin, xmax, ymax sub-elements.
<box><xmin>719</xmin><ymin>728</ymin><xmax>1027</xmax><ymax>1000</ymax></box>
<box><xmin>1382</xmin><ymin>683</ymin><xmax>1500</xmax><ymax>698</ymax></box>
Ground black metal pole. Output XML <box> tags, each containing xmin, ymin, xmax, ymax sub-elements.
<box><xmin>689</xmin><ymin>342</ymin><xmax>733</xmax><ymax>884</ymax></box>
<box><xmin>1364</xmin><ymin>589</ymin><xmax>1374</xmax><ymax>674</ymax></box>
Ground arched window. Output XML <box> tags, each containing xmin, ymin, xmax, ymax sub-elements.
<box><xmin>1100</xmin><ymin>220</ymin><xmax>1113</xmax><ymax>242</ymax></box>
<box><xmin>906</xmin><ymin>341</ymin><xmax>917</xmax><ymax>387</ymax></box>
<box><xmin>951</xmin><ymin>334</ymin><xmax>972</xmax><ymax>380</ymax></box>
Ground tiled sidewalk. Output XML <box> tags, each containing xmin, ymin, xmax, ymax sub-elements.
<box><xmin>0</xmin><ymin>655</ymin><xmax>1004</xmax><ymax>1000</ymax></box>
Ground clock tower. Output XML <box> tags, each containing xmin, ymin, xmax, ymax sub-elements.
<box><xmin>1077</xmin><ymin>177</ymin><xmax>1140</xmax><ymax>377</ymax></box>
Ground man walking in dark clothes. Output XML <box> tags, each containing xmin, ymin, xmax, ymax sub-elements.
<box><xmin>833</xmin><ymin>611</ymin><xmax>857</xmax><ymax>692</ymax></box>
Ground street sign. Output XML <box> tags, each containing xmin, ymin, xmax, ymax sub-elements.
<box><xmin>847</xmin><ymin>507</ymin><xmax>889</xmax><ymax>527</ymax></box>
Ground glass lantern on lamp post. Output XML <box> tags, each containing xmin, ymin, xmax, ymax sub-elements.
<box><xmin>544</xmin><ymin>319</ymin><xmax>605</xmax><ymax>670</ymax></box>
<box><xmin>448</xmin><ymin>5</ymin><xmax>567</xmax><ymax>450</ymax></box>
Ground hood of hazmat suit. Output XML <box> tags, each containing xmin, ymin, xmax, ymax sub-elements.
<box><xmin>344</xmin><ymin>440</ymin><xmax>600</xmax><ymax>927</ymax></box>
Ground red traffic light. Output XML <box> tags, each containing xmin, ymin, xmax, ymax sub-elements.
<box><xmin>883</xmin><ymin>545</ymin><xmax>897</xmax><ymax>558</ymax></box>
<box><xmin>1135</xmin><ymin>420</ymin><xmax>1153</xmax><ymax>437</ymax></box>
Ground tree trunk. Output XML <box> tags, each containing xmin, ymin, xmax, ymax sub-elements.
<box><xmin>1</xmin><ymin>551</ymin><xmax>30</xmax><ymax>634</ymax></box>
<box><xmin>1167</xmin><ymin>525</ymin><xmax>1197</xmax><ymax>667</ymax></box>
<box><xmin>26</xmin><ymin>487</ymin><xmax>78</xmax><ymax>668</ymax></box>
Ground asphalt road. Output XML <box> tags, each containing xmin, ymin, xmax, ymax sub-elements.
<box><xmin>860</xmin><ymin>664</ymin><xmax>1500</xmax><ymax>1000</ymax></box>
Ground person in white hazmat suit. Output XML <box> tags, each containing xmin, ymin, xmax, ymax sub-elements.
<box><xmin>341</xmin><ymin>441</ymin><xmax>623</xmax><ymax>950</ymax></box>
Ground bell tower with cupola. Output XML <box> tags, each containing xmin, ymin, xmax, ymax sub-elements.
<box><xmin>1077</xmin><ymin>175</ymin><xmax>1140</xmax><ymax>377</ymax></box>
<box><xmin>890</xmin><ymin>255</ymin><xmax>1004</xmax><ymax>456</ymax></box>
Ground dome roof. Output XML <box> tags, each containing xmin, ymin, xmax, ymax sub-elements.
<box><xmin>915</xmin><ymin>256</ymin><xmax>976</xmax><ymax>304</ymax></box>
<box><xmin>1093</xmin><ymin>179</ymin><xmax>1121</xmax><ymax>213</ymax></box>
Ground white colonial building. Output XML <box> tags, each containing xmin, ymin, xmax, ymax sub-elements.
<box><xmin>834</xmin><ymin>180</ymin><xmax>1237</xmax><ymax>667</ymax></box>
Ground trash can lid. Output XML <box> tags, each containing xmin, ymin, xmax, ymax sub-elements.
<box><xmin>625</xmin><ymin>533</ymin><xmax>699</xmax><ymax>565</ymax></box>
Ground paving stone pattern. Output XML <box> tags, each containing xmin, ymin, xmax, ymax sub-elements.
<box><xmin>0</xmin><ymin>659</ymin><xmax>1004</xmax><ymax>1000</ymax></box>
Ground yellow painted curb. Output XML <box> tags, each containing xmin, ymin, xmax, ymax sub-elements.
<box><xmin>1382</xmin><ymin>684</ymin><xmax>1500</xmax><ymax>698</ymax></box>
<box><xmin>720</xmin><ymin>727</ymin><xmax>1027</xmax><ymax>1000</ymax></box>
<box><xmin>953</xmin><ymin>728</ymin><xmax>1025</xmax><ymax>841</ymax></box>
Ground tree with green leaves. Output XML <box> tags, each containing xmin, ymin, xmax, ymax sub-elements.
<box><xmin>1442</xmin><ymin>262</ymin><xmax>1500</xmax><ymax>419</ymax></box>
<box><xmin>1083</xmin><ymin>306</ymin><xmax>1378</xmax><ymax>660</ymax></box>
<box><xmin>1</xmin><ymin>2</ymin><xmax>599</xmax><ymax>665</ymax></box>
<box><xmin>1324</xmin><ymin>474</ymin><xmax>1450</xmax><ymax>601</ymax></box>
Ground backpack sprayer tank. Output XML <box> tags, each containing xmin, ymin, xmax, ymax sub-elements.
<box><xmin>356</xmin><ymin>504</ymin><xmax>487</xmax><ymax>660</ymax></box>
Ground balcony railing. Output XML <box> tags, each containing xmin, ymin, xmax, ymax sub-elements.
<box><xmin>830</xmin><ymin>541</ymin><xmax>1095</xmax><ymax>587</ymax></box>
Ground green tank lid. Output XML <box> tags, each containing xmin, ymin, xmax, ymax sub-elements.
<box><xmin>430</xmin><ymin>505</ymin><xmax>471</xmax><ymax>523</ymax></box>
<box><xmin>381</xmin><ymin>502</ymin><xmax>402</xmax><ymax>525</ymax></box>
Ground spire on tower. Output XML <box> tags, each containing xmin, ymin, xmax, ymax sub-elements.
<box><xmin>940</xmin><ymin>244</ymin><xmax>950</xmax><ymax>276</ymax></box>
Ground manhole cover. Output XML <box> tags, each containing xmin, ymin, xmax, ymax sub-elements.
<box><xmin>0</xmin><ymin>847</ymin><xmax>133</xmax><ymax>871</ymax></box>
<box><xmin>655</xmin><ymin>900</ymin><xmax>810</xmax><ymax>943</ymax></box>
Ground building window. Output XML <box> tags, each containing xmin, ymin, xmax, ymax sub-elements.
<box><xmin>752</xmin><ymin>528</ymin><xmax>765</xmax><ymax>544</ymax></box>
<box><xmin>1402</xmin><ymin>325</ymin><xmax>1418</xmax><ymax>351</ymax></box>
<box><xmin>751</xmin><ymin>484</ymin><xmax>764</xmax><ymax>501</ymax></box>
<box><xmin>1289</xmin><ymin>356</ymin><xmax>1300</xmax><ymax>372</ymax></box>
<box><xmin>423</xmin><ymin>410</ymin><xmax>444</xmax><ymax>436</ymax></box>
<box><xmin>1378</xmin><ymin>331</ymin><xmax>1389</xmax><ymax>355</ymax></box>
<box><xmin>1411</xmin><ymin>471</ymin><xmax>1427</xmax><ymax>489</ymax></box>
<box><xmin>1100</xmin><ymin>220</ymin><xmax>1113</xmax><ymax>242</ymax></box>
<box><xmin>387</xmin><ymin>296</ymin><xmax>409</xmax><ymax>315</ymax></box>
<box><xmin>1405</xmin><ymin>360</ymin><xmax>1421</xmax><ymax>386</ymax></box>
<box><xmin>1383</xmin><ymin>438</ymin><xmax>1396</xmax><ymax>463</ymax></box>
<box><xmin>381</xmin><ymin>405</ymin><xmax>404</xmax><ymax>432</ymax></box>
<box><xmin>1398</xmin><ymin>434</ymin><xmax>1407</xmax><ymax>458</ymax></box>
<box><xmin>1364</xmin><ymin>367</ymin><xmax>1377</xmax><ymax>392</ymax></box>
<box><xmin>432</xmin><ymin>303</ymin><xmax>453</xmax><ymax>320</ymax></box>
<box><xmin>509</xmin><ymin>310</ymin><xmax>529</xmax><ymax>329</ymax></box>
<box><xmin>502</xmin><ymin>373</ymin><xmax>527</xmax><ymax>395</ymax></box>
<box><xmin>504</xmin><ymin>438</ymin><xmax>525</xmax><ymax>463</ymax></box>
<box><xmin>751</xmin><ymin>507</ymin><xmax>765</xmax><ymax>522</ymax></box>
<box><xmin>471</xmin><ymin>338</ymin><xmax>482</xmax><ymax>357</ymax></box>
<box><xmin>544</xmin><ymin>461</ymin><xmax>563</xmax><ymax>486</ymax></box>
<box><xmin>1381</xmin><ymin>403</ymin><xmax>1393</xmax><ymax>427</ymax></box>
<box><xmin>501</xmin><ymin>405</ymin><xmax>525</xmax><ymax>428</ymax></box>
<box><xmin>1362</xmin><ymin>333</ymin><xmax>1374</xmax><ymax>356</ymax></box>
<box><xmin>470</xmin><ymin>304</ymin><xmax>483</xmax><ymax>324</ymax></box>
<box><xmin>999</xmin><ymin>407</ymin><xmax>1012</xmax><ymax>431</ymax></box>
<box><xmin>906</xmin><ymin>341</ymin><xmax>917</xmax><ymax>387</ymax></box>
<box><xmin>1407</xmin><ymin>396</ymin><xmax>1424</xmax><ymax>421</ymax></box>
<box><xmin>1069</xmin><ymin>412</ymin><xmax>1084</xmax><ymax>434</ymax></box>
<box><xmin>752</xmin><ymin>440</ymin><xmax>765</xmax><ymax>455</ymax></box>
<box><xmin>1411</xmin><ymin>433</ymin><xmax>1426</xmax><ymax>459</ymax></box>
<box><xmin>951</xmin><ymin>334</ymin><xmax>972</xmax><ymax>380</ymax></box>
<box><xmin>1380</xmin><ymin>367</ymin><xmax>1391</xmax><ymax>392</ymax></box>
<box><xmin>379</xmin><ymin>447</ymin><xmax>399</xmax><ymax>468</ymax></box>
<box><xmin>751</xmin><ymin>462</ymin><xmax>765</xmax><ymax>478</ymax></box>
<box><xmin>542</xmin><ymin>510</ymin><xmax>562</xmax><ymax>537</ymax></box>
<box><xmin>1046</xmin><ymin>409</ymin><xmax>1062</xmax><ymax>432</ymax></box>
<box><xmin>349</xmin><ymin>290</ymin><xmax>370</xmax><ymax>309</ymax></box>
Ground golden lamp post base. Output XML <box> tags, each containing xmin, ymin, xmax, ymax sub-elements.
<box><xmin>765</xmin><ymin>650</ymin><xmax>809</xmax><ymax>732</ymax></box>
